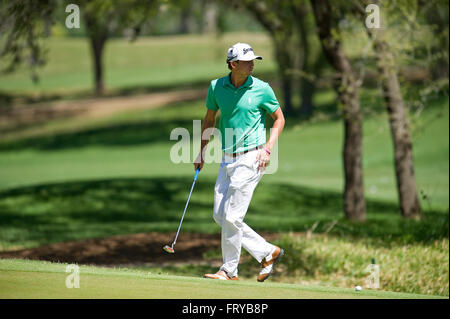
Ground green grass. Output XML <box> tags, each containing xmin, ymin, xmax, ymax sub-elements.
<box><xmin>0</xmin><ymin>90</ymin><xmax>447</xmax><ymax>205</ymax></box>
<box><xmin>0</xmin><ymin>259</ymin><xmax>444</xmax><ymax>299</ymax></box>
<box><xmin>0</xmin><ymin>175</ymin><xmax>447</xmax><ymax>251</ymax></box>
<box><xmin>0</xmin><ymin>33</ymin><xmax>276</xmax><ymax>96</ymax></box>
<box><xmin>0</xmin><ymin>33</ymin><xmax>447</xmax><ymax>299</ymax></box>
<box><xmin>0</xmin><ymin>90</ymin><xmax>448</xmax><ymax>250</ymax></box>
<box><xmin>0</xmin><ymin>96</ymin><xmax>447</xmax><ymax>297</ymax></box>
<box><xmin>136</xmin><ymin>234</ymin><xmax>450</xmax><ymax>297</ymax></box>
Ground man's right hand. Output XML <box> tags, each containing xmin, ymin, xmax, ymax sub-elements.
<box><xmin>195</xmin><ymin>108</ymin><xmax>217</xmax><ymax>172</ymax></box>
<box><xmin>194</xmin><ymin>153</ymin><xmax>204</xmax><ymax>171</ymax></box>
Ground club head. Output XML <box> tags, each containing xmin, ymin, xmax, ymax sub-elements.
<box><xmin>163</xmin><ymin>245</ymin><xmax>175</xmax><ymax>254</ymax></box>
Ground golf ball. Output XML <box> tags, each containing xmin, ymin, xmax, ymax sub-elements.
<box><xmin>355</xmin><ymin>285</ymin><xmax>362</xmax><ymax>291</ymax></box>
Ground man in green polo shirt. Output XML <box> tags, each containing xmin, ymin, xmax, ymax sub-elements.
<box><xmin>195</xmin><ymin>42</ymin><xmax>285</xmax><ymax>282</ymax></box>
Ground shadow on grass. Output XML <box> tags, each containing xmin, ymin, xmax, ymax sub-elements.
<box><xmin>0</xmin><ymin>70</ymin><xmax>280</xmax><ymax>108</ymax></box>
<box><xmin>0</xmin><ymin>101</ymin><xmax>343</xmax><ymax>151</ymax></box>
<box><xmin>3</xmin><ymin>82</ymin><xmax>446</xmax><ymax>152</ymax></box>
<box><xmin>0</xmin><ymin>79</ymin><xmax>210</xmax><ymax>109</ymax></box>
<box><xmin>0</xmin><ymin>118</ymin><xmax>197</xmax><ymax>151</ymax></box>
<box><xmin>0</xmin><ymin>177</ymin><xmax>447</xmax><ymax>249</ymax></box>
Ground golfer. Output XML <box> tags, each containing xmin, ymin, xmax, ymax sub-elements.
<box><xmin>195</xmin><ymin>43</ymin><xmax>285</xmax><ymax>282</ymax></box>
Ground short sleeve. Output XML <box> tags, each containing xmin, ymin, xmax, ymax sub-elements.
<box><xmin>206</xmin><ymin>82</ymin><xmax>219</xmax><ymax>111</ymax></box>
<box><xmin>261</xmin><ymin>84</ymin><xmax>280</xmax><ymax>114</ymax></box>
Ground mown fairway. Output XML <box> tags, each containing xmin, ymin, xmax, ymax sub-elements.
<box><xmin>0</xmin><ymin>98</ymin><xmax>448</xmax><ymax>248</ymax></box>
<box><xmin>0</xmin><ymin>259</ymin><xmax>444</xmax><ymax>299</ymax></box>
<box><xmin>0</xmin><ymin>33</ymin><xmax>275</xmax><ymax>95</ymax></box>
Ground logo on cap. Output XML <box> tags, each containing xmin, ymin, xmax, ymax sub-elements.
<box><xmin>226</xmin><ymin>42</ymin><xmax>262</xmax><ymax>63</ymax></box>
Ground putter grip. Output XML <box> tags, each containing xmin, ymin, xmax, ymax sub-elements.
<box><xmin>194</xmin><ymin>167</ymin><xmax>200</xmax><ymax>181</ymax></box>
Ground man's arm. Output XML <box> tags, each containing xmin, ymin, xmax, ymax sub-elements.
<box><xmin>265</xmin><ymin>107</ymin><xmax>285</xmax><ymax>153</ymax></box>
<box><xmin>257</xmin><ymin>107</ymin><xmax>285</xmax><ymax>171</ymax></box>
<box><xmin>194</xmin><ymin>108</ymin><xmax>217</xmax><ymax>171</ymax></box>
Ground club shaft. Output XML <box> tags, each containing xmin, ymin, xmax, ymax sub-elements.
<box><xmin>172</xmin><ymin>179</ymin><xmax>196</xmax><ymax>246</ymax></box>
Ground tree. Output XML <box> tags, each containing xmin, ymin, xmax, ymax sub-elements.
<box><xmin>229</xmin><ymin>0</ymin><xmax>326</xmax><ymax>118</ymax></box>
<box><xmin>235</xmin><ymin>0</ymin><xmax>299</xmax><ymax>116</ymax></box>
<box><xmin>311</xmin><ymin>0</ymin><xmax>366</xmax><ymax>221</ymax></box>
<box><xmin>420</xmin><ymin>0</ymin><xmax>449</xmax><ymax>79</ymax></box>
<box><xmin>290</xmin><ymin>0</ymin><xmax>326</xmax><ymax>118</ymax></box>
<box><xmin>0</xmin><ymin>0</ymin><xmax>160</xmax><ymax>96</ymax></box>
<box><xmin>76</xmin><ymin>0</ymin><xmax>160</xmax><ymax>96</ymax></box>
<box><xmin>0</xmin><ymin>0</ymin><xmax>55</xmax><ymax>82</ymax></box>
<box><xmin>357</xmin><ymin>0</ymin><xmax>423</xmax><ymax>219</ymax></box>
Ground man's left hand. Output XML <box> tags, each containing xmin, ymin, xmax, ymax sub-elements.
<box><xmin>256</xmin><ymin>148</ymin><xmax>270</xmax><ymax>172</ymax></box>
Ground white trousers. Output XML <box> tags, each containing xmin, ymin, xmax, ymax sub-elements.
<box><xmin>213</xmin><ymin>148</ymin><xmax>275</xmax><ymax>277</ymax></box>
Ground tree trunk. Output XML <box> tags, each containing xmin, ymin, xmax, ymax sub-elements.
<box><xmin>342</xmin><ymin>94</ymin><xmax>366</xmax><ymax>221</ymax></box>
<box><xmin>273</xmin><ymin>34</ymin><xmax>295</xmax><ymax>116</ymax></box>
<box><xmin>89</xmin><ymin>35</ymin><xmax>106</xmax><ymax>96</ymax></box>
<box><xmin>179</xmin><ymin>6</ymin><xmax>192</xmax><ymax>34</ymax></box>
<box><xmin>201</xmin><ymin>0</ymin><xmax>217</xmax><ymax>34</ymax></box>
<box><xmin>281</xmin><ymin>73</ymin><xmax>294</xmax><ymax>115</ymax></box>
<box><xmin>367</xmin><ymin>27</ymin><xmax>422</xmax><ymax>220</ymax></box>
<box><xmin>299</xmin><ymin>76</ymin><xmax>315</xmax><ymax>118</ymax></box>
<box><xmin>295</xmin><ymin>2</ymin><xmax>315</xmax><ymax>118</ymax></box>
<box><xmin>84</xmin><ymin>9</ymin><xmax>108</xmax><ymax>97</ymax></box>
<box><xmin>311</xmin><ymin>0</ymin><xmax>366</xmax><ymax>221</ymax></box>
<box><xmin>239</xmin><ymin>0</ymin><xmax>297</xmax><ymax>116</ymax></box>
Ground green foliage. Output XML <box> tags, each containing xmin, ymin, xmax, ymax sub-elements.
<box><xmin>0</xmin><ymin>0</ymin><xmax>55</xmax><ymax>79</ymax></box>
<box><xmin>0</xmin><ymin>34</ymin><xmax>275</xmax><ymax>95</ymax></box>
<box><xmin>76</xmin><ymin>0</ymin><xmax>160</xmax><ymax>37</ymax></box>
<box><xmin>274</xmin><ymin>235</ymin><xmax>323</xmax><ymax>276</ymax></box>
<box><xmin>272</xmin><ymin>234</ymin><xmax>449</xmax><ymax>296</ymax></box>
<box><xmin>154</xmin><ymin>233</ymin><xmax>449</xmax><ymax>296</ymax></box>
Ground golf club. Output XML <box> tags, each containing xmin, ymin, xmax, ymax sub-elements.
<box><xmin>163</xmin><ymin>167</ymin><xmax>200</xmax><ymax>254</ymax></box>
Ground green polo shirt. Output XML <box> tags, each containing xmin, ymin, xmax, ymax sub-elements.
<box><xmin>206</xmin><ymin>73</ymin><xmax>280</xmax><ymax>154</ymax></box>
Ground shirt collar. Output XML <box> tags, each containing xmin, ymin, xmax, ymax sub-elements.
<box><xmin>224</xmin><ymin>73</ymin><xmax>253</xmax><ymax>89</ymax></box>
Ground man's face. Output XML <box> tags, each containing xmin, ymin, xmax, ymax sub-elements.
<box><xmin>231</xmin><ymin>60</ymin><xmax>254</xmax><ymax>76</ymax></box>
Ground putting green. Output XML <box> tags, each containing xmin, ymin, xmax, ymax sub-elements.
<box><xmin>0</xmin><ymin>259</ymin><xmax>443</xmax><ymax>299</ymax></box>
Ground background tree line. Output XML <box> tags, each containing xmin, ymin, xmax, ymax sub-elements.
<box><xmin>0</xmin><ymin>0</ymin><xmax>448</xmax><ymax>222</ymax></box>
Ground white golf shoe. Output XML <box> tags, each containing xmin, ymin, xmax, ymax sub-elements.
<box><xmin>257</xmin><ymin>246</ymin><xmax>284</xmax><ymax>282</ymax></box>
<box><xmin>204</xmin><ymin>270</ymin><xmax>238</xmax><ymax>281</ymax></box>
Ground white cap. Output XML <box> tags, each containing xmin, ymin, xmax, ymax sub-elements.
<box><xmin>226</xmin><ymin>42</ymin><xmax>262</xmax><ymax>63</ymax></box>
